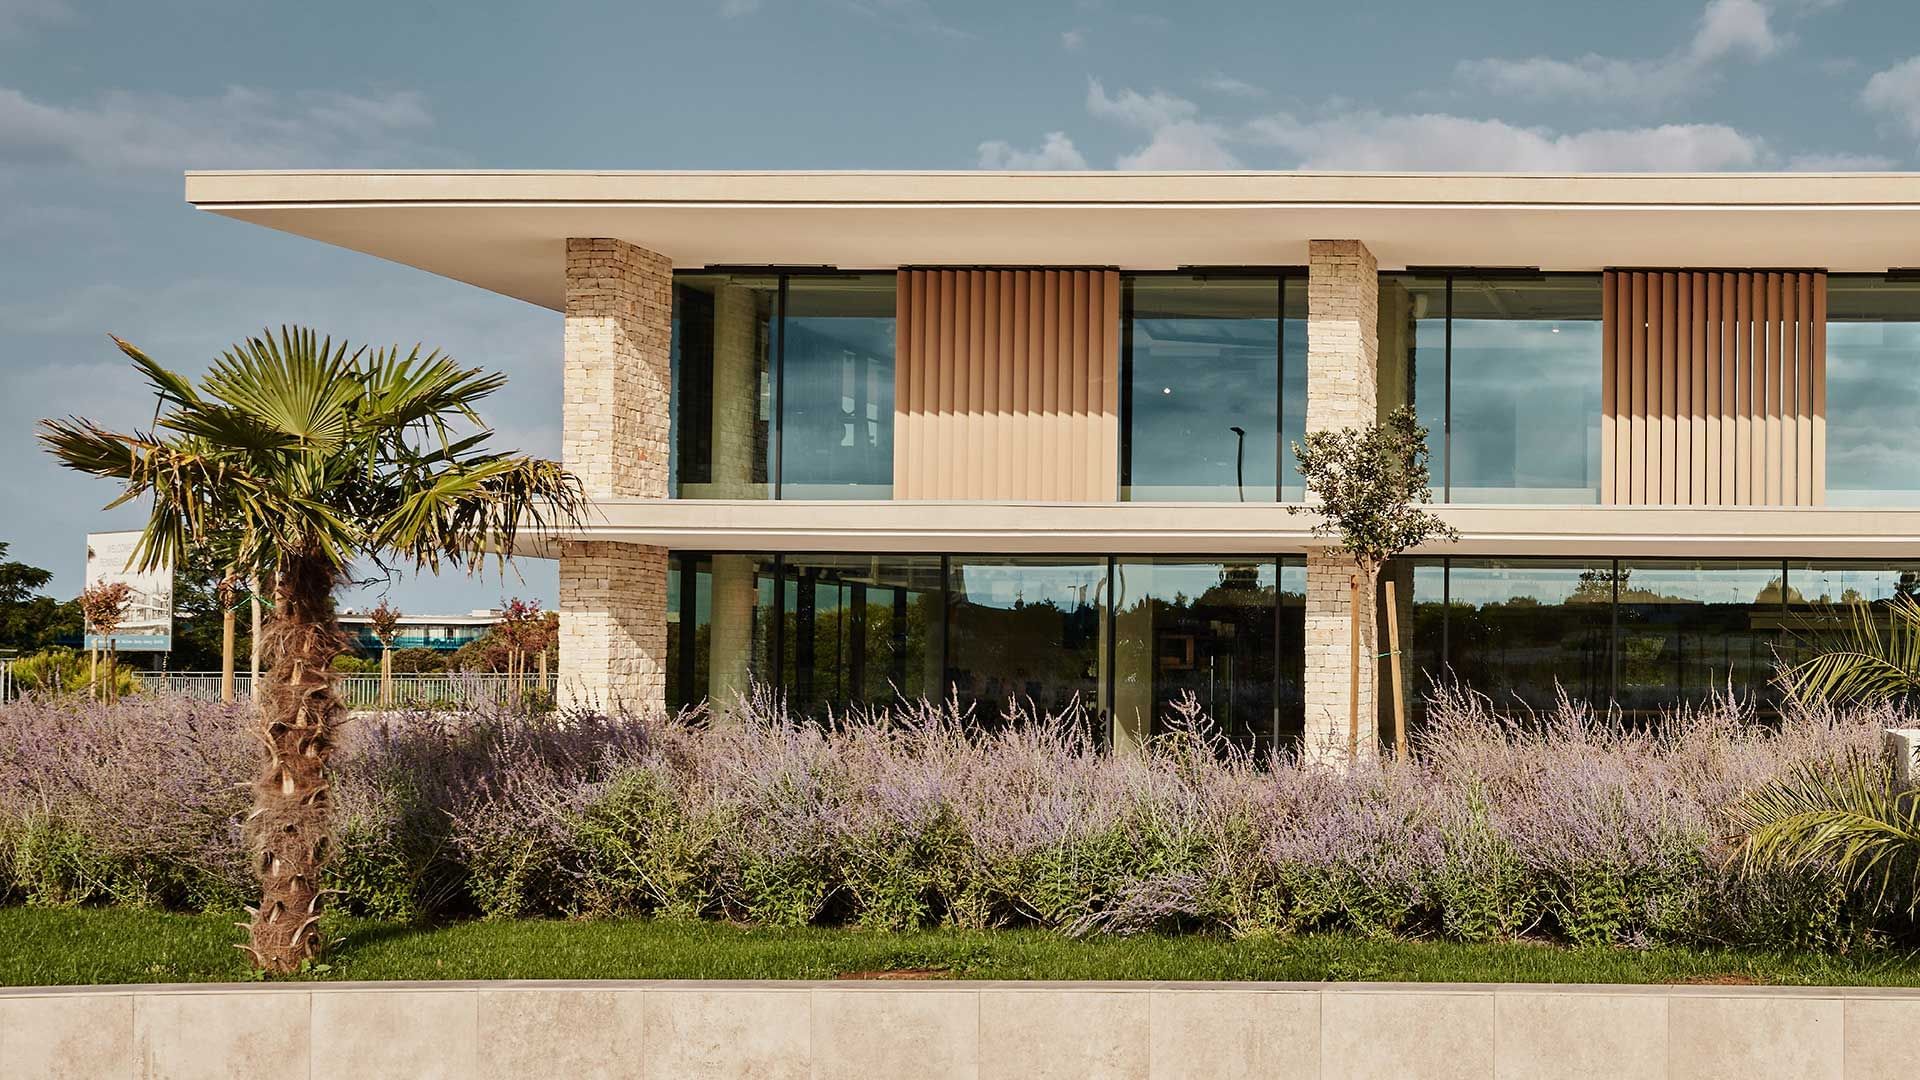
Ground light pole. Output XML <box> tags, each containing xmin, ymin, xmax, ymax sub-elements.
<box><xmin>1228</xmin><ymin>426</ymin><xmax>1246</xmax><ymax>502</ymax></box>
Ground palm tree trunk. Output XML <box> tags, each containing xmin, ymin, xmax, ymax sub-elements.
<box><xmin>241</xmin><ymin>554</ymin><xmax>346</xmax><ymax>974</ymax></box>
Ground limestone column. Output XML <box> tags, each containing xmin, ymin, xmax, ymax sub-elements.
<box><xmin>1303</xmin><ymin>239</ymin><xmax>1380</xmax><ymax>762</ymax></box>
<box><xmin>558</xmin><ymin>237</ymin><xmax>673</xmax><ymax>712</ymax></box>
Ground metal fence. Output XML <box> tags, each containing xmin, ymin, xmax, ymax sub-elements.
<box><xmin>132</xmin><ymin>671</ymin><xmax>557</xmax><ymax>711</ymax></box>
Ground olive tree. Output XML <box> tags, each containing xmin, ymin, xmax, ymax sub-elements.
<box><xmin>1290</xmin><ymin>406</ymin><xmax>1457</xmax><ymax>757</ymax></box>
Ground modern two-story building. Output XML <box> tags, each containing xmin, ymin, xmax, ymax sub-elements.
<box><xmin>186</xmin><ymin>171</ymin><xmax>1920</xmax><ymax>757</ymax></box>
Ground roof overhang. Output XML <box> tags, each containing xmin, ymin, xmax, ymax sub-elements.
<box><xmin>186</xmin><ymin>170</ymin><xmax>1920</xmax><ymax>311</ymax></box>
<box><xmin>517</xmin><ymin>500</ymin><xmax>1920</xmax><ymax>560</ymax></box>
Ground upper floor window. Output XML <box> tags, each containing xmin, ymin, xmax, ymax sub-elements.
<box><xmin>1379</xmin><ymin>273</ymin><xmax>1603</xmax><ymax>504</ymax></box>
<box><xmin>1826</xmin><ymin>274</ymin><xmax>1920</xmax><ymax>506</ymax></box>
<box><xmin>670</xmin><ymin>271</ymin><xmax>895</xmax><ymax>499</ymax></box>
<box><xmin>1121</xmin><ymin>272</ymin><xmax>1306</xmax><ymax>502</ymax></box>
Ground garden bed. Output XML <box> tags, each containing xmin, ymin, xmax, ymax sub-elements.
<box><xmin>6</xmin><ymin>907</ymin><xmax>1920</xmax><ymax>988</ymax></box>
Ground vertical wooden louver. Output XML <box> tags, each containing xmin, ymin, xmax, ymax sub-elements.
<box><xmin>1601</xmin><ymin>269</ymin><xmax>1826</xmax><ymax>506</ymax></box>
<box><xmin>893</xmin><ymin>269</ymin><xmax>1121</xmax><ymax>500</ymax></box>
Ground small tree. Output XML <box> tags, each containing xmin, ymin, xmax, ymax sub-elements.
<box><xmin>494</xmin><ymin>597</ymin><xmax>553</xmax><ymax>708</ymax></box>
<box><xmin>367</xmin><ymin>599</ymin><xmax>402</xmax><ymax>707</ymax></box>
<box><xmin>77</xmin><ymin>580</ymin><xmax>132</xmax><ymax>702</ymax></box>
<box><xmin>1290</xmin><ymin>407</ymin><xmax>1457</xmax><ymax>758</ymax></box>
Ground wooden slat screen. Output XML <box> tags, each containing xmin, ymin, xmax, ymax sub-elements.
<box><xmin>1601</xmin><ymin>269</ymin><xmax>1826</xmax><ymax>505</ymax></box>
<box><xmin>893</xmin><ymin>269</ymin><xmax>1121</xmax><ymax>500</ymax></box>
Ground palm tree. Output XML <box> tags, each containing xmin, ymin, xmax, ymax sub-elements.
<box><xmin>1778</xmin><ymin>592</ymin><xmax>1920</xmax><ymax>707</ymax></box>
<box><xmin>40</xmin><ymin>328</ymin><xmax>584</xmax><ymax>973</ymax></box>
<box><xmin>1731</xmin><ymin>753</ymin><xmax>1920</xmax><ymax>920</ymax></box>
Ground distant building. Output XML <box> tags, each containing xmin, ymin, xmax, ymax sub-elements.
<box><xmin>337</xmin><ymin>609</ymin><xmax>498</xmax><ymax>653</ymax></box>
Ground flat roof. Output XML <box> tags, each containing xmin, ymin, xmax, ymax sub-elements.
<box><xmin>186</xmin><ymin>170</ymin><xmax>1920</xmax><ymax>311</ymax></box>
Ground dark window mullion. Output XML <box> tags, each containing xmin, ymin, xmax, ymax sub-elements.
<box><xmin>1443</xmin><ymin>275</ymin><xmax>1454</xmax><ymax>502</ymax></box>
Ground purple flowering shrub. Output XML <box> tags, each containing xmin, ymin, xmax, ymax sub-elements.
<box><xmin>0</xmin><ymin>685</ymin><xmax>1898</xmax><ymax>948</ymax></box>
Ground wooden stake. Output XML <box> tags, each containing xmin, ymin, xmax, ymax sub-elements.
<box><xmin>221</xmin><ymin>605</ymin><xmax>237</xmax><ymax>705</ymax></box>
<box><xmin>1348</xmin><ymin>572</ymin><xmax>1361</xmax><ymax>760</ymax></box>
<box><xmin>1385</xmin><ymin>576</ymin><xmax>1407</xmax><ymax>759</ymax></box>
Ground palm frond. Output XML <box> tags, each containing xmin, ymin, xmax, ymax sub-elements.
<box><xmin>377</xmin><ymin>454</ymin><xmax>585</xmax><ymax>571</ymax></box>
<box><xmin>200</xmin><ymin>327</ymin><xmax>364</xmax><ymax>454</ymax></box>
<box><xmin>1731</xmin><ymin>752</ymin><xmax>1920</xmax><ymax>915</ymax></box>
<box><xmin>1780</xmin><ymin>593</ymin><xmax>1920</xmax><ymax>706</ymax></box>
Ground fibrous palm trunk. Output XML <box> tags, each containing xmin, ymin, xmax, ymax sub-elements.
<box><xmin>240</xmin><ymin>556</ymin><xmax>345</xmax><ymax>974</ymax></box>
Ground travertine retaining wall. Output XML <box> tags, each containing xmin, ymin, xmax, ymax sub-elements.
<box><xmin>3</xmin><ymin>978</ymin><xmax>1915</xmax><ymax>1079</ymax></box>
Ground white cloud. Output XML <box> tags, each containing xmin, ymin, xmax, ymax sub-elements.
<box><xmin>1201</xmin><ymin>74</ymin><xmax>1266</xmax><ymax>99</ymax></box>
<box><xmin>0</xmin><ymin>85</ymin><xmax>441</xmax><ymax>173</ymax></box>
<box><xmin>1246</xmin><ymin>110</ymin><xmax>1765</xmax><ymax>171</ymax></box>
<box><xmin>0</xmin><ymin>0</ymin><xmax>67</xmax><ymax>40</ymax></box>
<box><xmin>1862</xmin><ymin>55</ymin><xmax>1920</xmax><ymax>138</ymax></box>
<box><xmin>1061</xmin><ymin>28</ymin><xmax>1084</xmax><ymax>51</ymax></box>
<box><xmin>1085</xmin><ymin>79</ymin><xmax>1199</xmax><ymax>130</ymax></box>
<box><xmin>1457</xmin><ymin>0</ymin><xmax>1800</xmax><ymax>106</ymax></box>
<box><xmin>976</xmin><ymin>131</ymin><xmax>1088</xmax><ymax>170</ymax></box>
<box><xmin>1115</xmin><ymin>123</ymin><xmax>1240</xmax><ymax>170</ymax></box>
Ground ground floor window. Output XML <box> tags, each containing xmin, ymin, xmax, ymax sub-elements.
<box><xmin>668</xmin><ymin>553</ymin><xmax>1307</xmax><ymax>752</ymax></box>
<box><xmin>671</xmin><ymin>553</ymin><xmax>1912</xmax><ymax>744</ymax></box>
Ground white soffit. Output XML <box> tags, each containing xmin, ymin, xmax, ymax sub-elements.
<box><xmin>185</xmin><ymin>171</ymin><xmax>1920</xmax><ymax>311</ymax></box>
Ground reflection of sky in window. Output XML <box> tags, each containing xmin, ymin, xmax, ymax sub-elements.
<box><xmin>1129</xmin><ymin>316</ymin><xmax>1279</xmax><ymax>497</ymax></box>
<box><xmin>952</xmin><ymin>561</ymin><xmax>1106</xmax><ymax>611</ymax></box>
<box><xmin>1827</xmin><ymin>314</ymin><xmax>1920</xmax><ymax>502</ymax></box>
<box><xmin>1441</xmin><ymin>563</ymin><xmax>1608</xmax><ymax>606</ymax></box>
<box><xmin>1112</xmin><ymin>560</ymin><xmax>1276</xmax><ymax>608</ymax></box>
<box><xmin>1448</xmin><ymin>318</ymin><xmax>1602</xmax><ymax>498</ymax></box>
<box><xmin>1619</xmin><ymin>564</ymin><xmax>1783</xmax><ymax>605</ymax></box>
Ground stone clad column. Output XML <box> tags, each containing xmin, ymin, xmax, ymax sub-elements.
<box><xmin>558</xmin><ymin>237</ymin><xmax>673</xmax><ymax>712</ymax></box>
<box><xmin>1303</xmin><ymin>239</ymin><xmax>1380</xmax><ymax>761</ymax></box>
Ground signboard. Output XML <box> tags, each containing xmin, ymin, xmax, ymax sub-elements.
<box><xmin>83</xmin><ymin>531</ymin><xmax>172</xmax><ymax>652</ymax></box>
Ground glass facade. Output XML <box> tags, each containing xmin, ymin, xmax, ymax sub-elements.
<box><xmin>1403</xmin><ymin>558</ymin><xmax>1865</xmax><ymax>725</ymax></box>
<box><xmin>1111</xmin><ymin>557</ymin><xmax>1304</xmax><ymax>752</ymax></box>
<box><xmin>668</xmin><ymin>552</ymin><xmax>1309</xmax><ymax>751</ymax></box>
<box><xmin>1121</xmin><ymin>273</ymin><xmax>1307</xmax><ymax>501</ymax></box>
<box><xmin>1826</xmin><ymin>275</ymin><xmax>1920</xmax><ymax>506</ymax></box>
<box><xmin>1379</xmin><ymin>273</ymin><xmax>1603</xmax><ymax>503</ymax></box>
<box><xmin>670</xmin><ymin>272</ymin><xmax>895</xmax><ymax>499</ymax></box>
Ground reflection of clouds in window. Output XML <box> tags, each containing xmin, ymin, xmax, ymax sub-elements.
<box><xmin>1826</xmin><ymin>282</ymin><xmax>1920</xmax><ymax>502</ymax></box>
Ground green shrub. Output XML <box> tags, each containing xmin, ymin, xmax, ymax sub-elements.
<box><xmin>575</xmin><ymin>768</ymin><xmax>721</xmax><ymax>919</ymax></box>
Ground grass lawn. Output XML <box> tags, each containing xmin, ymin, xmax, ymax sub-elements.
<box><xmin>4</xmin><ymin>906</ymin><xmax>1920</xmax><ymax>988</ymax></box>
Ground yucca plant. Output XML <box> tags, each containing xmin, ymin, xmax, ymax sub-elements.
<box><xmin>1731</xmin><ymin>752</ymin><xmax>1920</xmax><ymax>919</ymax></box>
<box><xmin>39</xmin><ymin>329</ymin><xmax>583</xmax><ymax>972</ymax></box>
<box><xmin>1779</xmin><ymin>593</ymin><xmax>1920</xmax><ymax>707</ymax></box>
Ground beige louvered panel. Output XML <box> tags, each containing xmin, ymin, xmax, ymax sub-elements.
<box><xmin>894</xmin><ymin>269</ymin><xmax>1120</xmax><ymax>500</ymax></box>
<box><xmin>1602</xmin><ymin>269</ymin><xmax>1826</xmax><ymax>506</ymax></box>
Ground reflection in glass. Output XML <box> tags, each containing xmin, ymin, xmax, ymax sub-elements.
<box><xmin>1403</xmin><ymin>559</ymin><xmax>1448</xmax><ymax>731</ymax></box>
<box><xmin>779</xmin><ymin>275</ymin><xmax>897</xmax><ymax>499</ymax></box>
<box><xmin>1441</xmin><ymin>560</ymin><xmax>1613</xmax><ymax>711</ymax></box>
<box><xmin>1110</xmin><ymin>558</ymin><xmax>1300</xmax><ymax>753</ymax></box>
<box><xmin>665</xmin><ymin>554</ymin><xmax>778</xmax><ymax>715</ymax></box>
<box><xmin>1782</xmin><ymin>560</ymin><xmax>1920</xmax><ymax>669</ymax></box>
<box><xmin>1122</xmin><ymin>275</ymin><xmax>1306</xmax><ymax>501</ymax></box>
<box><xmin>1377</xmin><ymin>275</ymin><xmax>1448</xmax><ymax>494</ymax></box>
<box><xmin>1826</xmin><ymin>276</ymin><xmax>1920</xmax><ymax>506</ymax></box>
<box><xmin>1615</xmin><ymin>561</ymin><xmax>1785</xmax><ymax>715</ymax></box>
<box><xmin>946</xmin><ymin>557</ymin><xmax>1109</xmax><ymax>730</ymax></box>
<box><xmin>670</xmin><ymin>274</ymin><xmax>777</xmax><ymax>499</ymax></box>
<box><xmin>779</xmin><ymin>555</ymin><xmax>943</xmax><ymax>712</ymax></box>
<box><xmin>1447</xmin><ymin>276</ymin><xmax>1602</xmax><ymax>503</ymax></box>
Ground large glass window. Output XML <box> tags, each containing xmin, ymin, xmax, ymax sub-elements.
<box><xmin>670</xmin><ymin>274</ymin><xmax>777</xmax><ymax>499</ymax></box>
<box><xmin>1379</xmin><ymin>273</ymin><xmax>1603</xmax><ymax>503</ymax></box>
<box><xmin>1121</xmin><ymin>273</ymin><xmax>1306</xmax><ymax>501</ymax></box>
<box><xmin>670</xmin><ymin>272</ymin><xmax>895</xmax><ymax>499</ymax></box>
<box><xmin>945</xmin><ymin>557</ymin><xmax>1109</xmax><ymax>729</ymax></box>
<box><xmin>1437</xmin><ymin>560</ymin><xmax>1613</xmax><ymax>712</ymax></box>
<box><xmin>779</xmin><ymin>275</ymin><xmax>897</xmax><ymax>499</ymax></box>
<box><xmin>666</xmin><ymin>554</ymin><xmax>779</xmax><ymax>714</ymax></box>
<box><xmin>1826</xmin><ymin>275</ymin><xmax>1920</xmax><ymax>506</ymax></box>
<box><xmin>1110</xmin><ymin>557</ymin><xmax>1304</xmax><ymax>753</ymax></box>
<box><xmin>1614</xmin><ymin>561</ymin><xmax>1784</xmax><ymax>716</ymax></box>
<box><xmin>778</xmin><ymin>555</ymin><xmax>943</xmax><ymax>712</ymax></box>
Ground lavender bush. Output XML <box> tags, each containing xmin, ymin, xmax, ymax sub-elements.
<box><xmin>0</xmin><ymin>686</ymin><xmax>1901</xmax><ymax>949</ymax></box>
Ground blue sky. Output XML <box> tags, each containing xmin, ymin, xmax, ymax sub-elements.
<box><xmin>3</xmin><ymin>0</ymin><xmax>1919</xmax><ymax>613</ymax></box>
